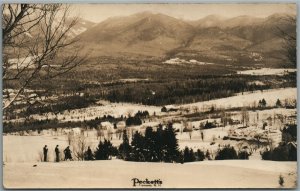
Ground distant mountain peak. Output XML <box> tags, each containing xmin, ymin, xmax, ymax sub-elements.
<box><xmin>133</xmin><ymin>11</ymin><xmax>155</xmax><ymax>16</ymax></box>
<box><xmin>191</xmin><ymin>14</ymin><xmax>226</xmax><ymax>28</ymax></box>
<box><xmin>202</xmin><ymin>14</ymin><xmax>226</xmax><ymax>20</ymax></box>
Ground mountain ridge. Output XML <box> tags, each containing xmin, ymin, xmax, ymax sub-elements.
<box><xmin>75</xmin><ymin>12</ymin><xmax>295</xmax><ymax>67</ymax></box>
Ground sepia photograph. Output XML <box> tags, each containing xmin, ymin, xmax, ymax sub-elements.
<box><xmin>2</xmin><ymin>3</ymin><xmax>297</xmax><ymax>189</ymax></box>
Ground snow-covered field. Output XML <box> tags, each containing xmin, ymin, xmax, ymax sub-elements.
<box><xmin>237</xmin><ymin>68</ymin><xmax>297</xmax><ymax>76</ymax></box>
<box><xmin>29</xmin><ymin>101</ymin><xmax>162</xmax><ymax>122</ymax></box>
<box><xmin>163</xmin><ymin>58</ymin><xmax>214</xmax><ymax>65</ymax></box>
<box><xmin>7</xmin><ymin>88</ymin><xmax>296</xmax><ymax>123</ymax></box>
<box><xmin>3</xmin><ymin>130</ymin><xmax>228</xmax><ymax>163</ymax></box>
<box><xmin>3</xmin><ymin>160</ymin><xmax>297</xmax><ymax>189</ymax></box>
<box><xmin>3</xmin><ymin>124</ymin><xmax>297</xmax><ymax>189</ymax></box>
<box><xmin>170</xmin><ymin>88</ymin><xmax>296</xmax><ymax>111</ymax></box>
<box><xmin>3</xmin><ymin>87</ymin><xmax>297</xmax><ymax>188</ymax></box>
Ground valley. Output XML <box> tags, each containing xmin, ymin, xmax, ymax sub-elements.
<box><xmin>2</xmin><ymin>5</ymin><xmax>297</xmax><ymax>189</ymax></box>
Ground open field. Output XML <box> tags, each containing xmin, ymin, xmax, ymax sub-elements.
<box><xmin>170</xmin><ymin>87</ymin><xmax>296</xmax><ymax>110</ymax></box>
<box><xmin>3</xmin><ymin>160</ymin><xmax>297</xmax><ymax>189</ymax></box>
<box><xmin>238</xmin><ymin>68</ymin><xmax>297</xmax><ymax>76</ymax></box>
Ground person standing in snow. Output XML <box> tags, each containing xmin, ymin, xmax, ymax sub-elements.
<box><xmin>64</xmin><ymin>146</ymin><xmax>72</xmax><ymax>161</ymax></box>
<box><xmin>43</xmin><ymin>145</ymin><xmax>48</xmax><ymax>162</ymax></box>
<box><xmin>55</xmin><ymin>145</ymin><xmax>60</xmax><ymax>162</ymax></box>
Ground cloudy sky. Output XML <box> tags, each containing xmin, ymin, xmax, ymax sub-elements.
<box><xmin>71</xmin><ymin>4</ymin><xmax>296</xmax><ymax>23</ymax></box>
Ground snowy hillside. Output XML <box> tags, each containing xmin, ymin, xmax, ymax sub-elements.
<box><xmin>169</xmin><ymin>88</ymin><xmax>296</xmax><ymax>111</ymax></box>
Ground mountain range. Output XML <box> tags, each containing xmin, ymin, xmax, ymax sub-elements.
<box><xmin>8</xmin><ymin>11</ymin><xmax>294</xmax><ymax>67</ymax></box>
<box><xmin>74</xmin><ymin>12</ymin><xmax>295</xmax><ymax>67</ymax></box>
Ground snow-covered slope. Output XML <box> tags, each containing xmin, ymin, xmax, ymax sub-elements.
<box><xmin>3</xmin><ymin>160</ymin><xmax>296</xmax><ymax>188</ymax></box>
<box><xmin>168</xmin><ymin>88</ymin><xmax>296</xmax><ymax>111</ymax></box>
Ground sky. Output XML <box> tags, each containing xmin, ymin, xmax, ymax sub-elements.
<box><xmin>71</xmin><ymin>4</ymin><xmax>296</xmax><ymax>23</ymax></box>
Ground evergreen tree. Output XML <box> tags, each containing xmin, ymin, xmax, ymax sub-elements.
<box><xmin>131</xmin><ymin>131</ymin><xmax>145</xmax><ymax>161</ymax></box>
<box><xmin>196</xmin><ymin>149</ymin><xmax>205</xmax><ymax>161</ymax></box>
<box><xmin>126</xmin><ymin>116</ymin><xmax>142</xmax><ymax>126</ymax></box>
<box><xmin>288</xmin><ymin>143</ymin><xmax>297</xmax><ymax>161</ymax></box>
<box><xmin>282</xmin><ymin>124</ymin><xmax>297</xmax><ymax>142</ymax></box>
<box><xmin>161</xmin><ymin>106</ymin><xmax>167</xmax><ymax>112</ymax></box>
<box><xmin>204</xmin><ymin>121</ymin><xmax>216</xmax><ymax>129</ymax></box>
<box><xmin>144</xmin><ymin>127</ymin><xmax>157</xmax><ymax>161</ymax></box>
<box><xmin>276</xmin><ymin>99</ymin><xmax>282</xmax><ymax>107</ymax></box>
<box><xmin>154</xmin><ymin>125</ymin><xmax>164</xmax><ymax>161</ymax></box>
<box><xmin>162</xmin><ymin>123</ymin><xmax>180</xmax><ymax>162</ymax></box>
<box><xmin>94</xmin><ymin>139</ymin><xmax>113</xmax><ymax>160</ymax></box>
<box><xmin>261</xmin><ymin>98</ymin><xmax>267</xmax><ymax>107</ymax></box>
<box><xmin>84</xmin><ymin>146</ymin><xmax>94</xmax><ymax>160</ymax></box>
<box><xmin>215</xmin><ymin>145</ymin><xmax>238</xmax><ymax>160</ymax></box>
<box><xmin>261</xmin><ymin>148</ymin><xmax>272</xmax><ymax>160</ymax></box>
<box><xmin>189</xmin><ymin>148</ymin><xmax>196</xmax><ymax>162</ymax></box>
<box><xmin>118</xmin><ymin>129</ymin><xmax>132</xmax><ymax>160</ymax></box>
<box><xmin>238</xmin><ymin>150</ymin><xmax>249</xmax><ymax>159</ymax></box>
<box><xmin>260</xmin><ymin>143</ymin><xmax>296</xmax><ymax>161</ymax></box>
<box><xmin>179</xmin><ymin>151</ymin><xmax>184</xmax><ymax>164</ymax></box>
<box><xmin>183</xmin><ymin>147</ymin><xmax>190</xmax><ymax>162</ymax></box>
<box><xmin>135</xmin><ymin>110</ymin><xmax>150</xmax><ymax>118</ymax></box>
<box><xmin>272</xmin><ymin>143</ymin><xmax>291</xmax><ymax>161</ymax></box>
<box><xmin>183</xmin><ymin>147</ymin><xmax>196</xmax><ymax>162</ymax></box>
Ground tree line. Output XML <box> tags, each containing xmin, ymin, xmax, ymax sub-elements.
<box><xmin>82</xmin><ymin>124</ymin><xmax>253</xmax><ymax>163</ymax></box>
<box><xmin>38</xmin><ymin>123</ymin><xmax>297</xmax><ymax>163</ymax></box>
<box><xmin>104</xmin><ymin>76</ymin><xmax>273</xmax><ymax>105</ymax></box>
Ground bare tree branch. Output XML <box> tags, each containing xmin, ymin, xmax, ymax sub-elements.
<box><xmin>3</xmin><ymin>4</ymin><xmax>87</xmax><ymax>110</ymax></box>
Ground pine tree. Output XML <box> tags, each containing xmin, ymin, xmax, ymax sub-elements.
<box><xmin>131</xmin><ymin>131</ymin><xmax>145</xmax><ymax>161</ymax></box>
<box><xmin>215</xmin><ymin>145</ymin><xmax>238</xmax><ymax>160</ymax></box>
<box><xmin>238</xmin><ymin>150</ymin><xmax>249</xmax><ymax>159</ymax></box>
<box><xmin>84</xmin><ymin>146</ymin><xmax>94</xmax><ymax>160</ymax></box>
<box><xmin>276</xmin><ymin>99</ymin><xmax>282</xmax><ymax>107</ymax></box>
<box><xmin>162</xmin><ymin>123</ymin><xmax>180</xmax><ymax>163</ymax></box>
<box><xmin>183</xmin><ymin>147</ymin><xmax>196</xmax><ymax>162</ymax></box>
<box><xmin>118</xmin><ymin>129</ymin><xmax>132</xmax><ymax>160</ymax></box>
<box><xmin>196</xmin><ymin>149</ymin><xmax>205</xmax><ymax>161</ymax></box>
<box><xmin>261</xmin><ymin>98</ymin><xmax>267</xmax><ymax>107</ymax></box>
<box><xmin>161</xmin><ymin>106</ymin><xmax>167</xmax><ymax>112</ymax></box>
<box><xmin>144</xmin><ymin>127</ymin><xmax>157</xmax><ymax>161</ymax></box>
<box><xmin>94</xmin><ymin>139</ymin><xmax>113</xmax><ymax>160</ymax></box>
<box><xmin>183</xmin><ymin>147</ymin><xmax>190</xmax><ymax>162</ymax></box>
<box><xmin>179</xmin><ymin>151</ymin><xmax>184</xmax><ymax>164</ymax></box>
<box><xmin>153</xmin><ymin>125</ymin><xmax>164</xmax><ymax>162</ymax></box>
<box><xmin>189</xmin><ymin>148</ymin><xmax>196</xmax><ymax>162</ymax></box>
